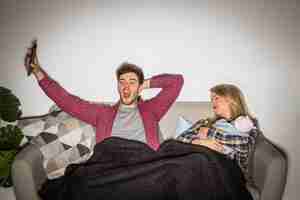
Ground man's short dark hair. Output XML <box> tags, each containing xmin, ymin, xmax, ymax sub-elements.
<box><xmin>116</xmin><ymin>62</ymin><xmax>144</xmax><ymax>85</ymax></box>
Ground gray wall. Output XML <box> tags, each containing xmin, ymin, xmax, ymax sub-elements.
<box><xmin>0</xmin><ymin>0</ymin><xmax>299</xmax><ymax>199</ymax></box>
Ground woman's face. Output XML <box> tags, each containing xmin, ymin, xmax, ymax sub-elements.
<box><xmin>210</xmin><ymin>92</ymin><xmax>232</xmax><ymax>119</ymax></box>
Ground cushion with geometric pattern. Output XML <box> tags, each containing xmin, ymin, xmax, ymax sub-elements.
<box><xmin>20</xmin><ymin>108</ymin><xmax>96</xmax><ymax>179</ymax></box>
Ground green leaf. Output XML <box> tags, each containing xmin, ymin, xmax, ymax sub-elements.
<box><xmin>0</xmin><ymin>87</ymin><xmax>11</xmax><ymax>95</ymax></box>
<box><xmin>0</xmin><ymin>86</ymin><xmax>22</xmax><ymax>122</ymax></box>
<box><xmin>0</xmin><ymin>125</ymin><xmax>24</xmax><ymax>150</ymax></box>
<box><xmin>0</xmin><ymin>149</ymin><xmax>17</xmax><ymax>178</ymax></box>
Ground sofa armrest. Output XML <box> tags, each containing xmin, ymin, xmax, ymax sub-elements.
<box><xmin>11</xmin><ymin>143</ymin><xmax>46</xmax><ymax>200</ymax></box>
<box><xmin>252</xmin><ymin>134</ymin><xmax>288</xmax><ymax>200</ymax></box>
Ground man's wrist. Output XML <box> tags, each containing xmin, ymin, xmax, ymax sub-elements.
<box><xmin>31</xmin><ymin>64</ymin><xmax>45</xmax><ymax>81</ymax></box>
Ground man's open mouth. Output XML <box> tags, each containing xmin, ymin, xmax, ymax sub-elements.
<box><xmin>123</xmin><ymin>93</ymin><xmax>130</xmax><ymax>98</ymax></box>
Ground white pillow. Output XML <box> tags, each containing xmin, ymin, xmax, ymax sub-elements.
<box><xmin>234</xmin><ymin>116</ymin><xmax>254</xmax><ymax>132</ymax></box>
<box><xmin>174</xmin><ymin>116</ymin><xmax>193</xmax><ymax>138</ymax></box>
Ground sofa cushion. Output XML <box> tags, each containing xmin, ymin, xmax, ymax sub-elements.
<box><xmin>18</xmin><ymin>118</ymin><xmax>46</xmax><ymax>145</ymax></box>
<box><xmin>174</xmin><ymin>115</ymin><xmax>193</xmax><ymax>138</ymax></box>
<box><xmin>18</xmin><ymin>107</ymin><xmax>96</xmax><ymax>180</ymax></box>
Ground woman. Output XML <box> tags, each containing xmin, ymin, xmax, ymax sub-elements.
<box><xmin>177</xmin><ymin>84</ymin><xmax>258</xmax><ymax>178</ymax></box>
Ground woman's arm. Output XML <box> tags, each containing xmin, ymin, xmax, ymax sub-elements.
<box><xmin>191</xmin><ymin>138</ymin><xmax>225</xmax><ymax>153</ymax></box>
<box><xmin>207</xmin><ymin>117</ymin><xmax>253</xmax><ymax>147</ymax></box>
<box><xmin>206</xmin><ymin>117</ymin><xmax>256</xmax><ymax>163</ymax></box>
<box><xmin>190</xmin><ymin>117</ymin><xmax>252</xmax><ymax>154</ymax></box>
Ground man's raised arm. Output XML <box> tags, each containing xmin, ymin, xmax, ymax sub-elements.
<box><xmin>145</xmin><ymin>73</ymin><xmax>184</xmax><ymax>121</ymax></box>
<box><xmin>28</xmin><ymin>55</ymin><xmax>101</xmax><ymax>127</ymax></box>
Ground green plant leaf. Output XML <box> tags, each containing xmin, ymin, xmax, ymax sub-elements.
<box><xmin>0</xmin><ymin>86</ymin><xmax>22</xmax><ymax>122</ymax></box>
<box><xmin>0</xmin><ymin>87</ymin><xmax>11</xmax><ymax>95</ymax></box>
<box><xmin>0</xmin><ymin>125</ymin><xmax>24</xmax><ymax>150</ymax></box>
<box><xmin>0</xmin><ymin>149</ymin><xmax>17</xmax><ymax>181</ymax></box>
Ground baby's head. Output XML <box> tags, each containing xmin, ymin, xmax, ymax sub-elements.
<box><xmin>210</xmin><ymin>84</ymin><xmax>251</xmax><ymax>120</ymax></box>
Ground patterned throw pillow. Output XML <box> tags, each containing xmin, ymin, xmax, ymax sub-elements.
<box><xmin>17</xmin><ymin>116</ymin><xmax>49</xmax><ymax>146</ymax></box>
<box><xmin>18</xmin><ymin>107</ymin><xmax>96</xmax><ymax>179</ymax></box>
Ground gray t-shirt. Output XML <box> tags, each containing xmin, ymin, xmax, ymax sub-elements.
<box><xmin>111</xmin><ymin>104</ymin><xmax>147</xmax><ymax>143</ymax></box>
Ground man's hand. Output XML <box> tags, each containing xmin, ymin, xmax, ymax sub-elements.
<box><xmin>24</xmin><ymin>39</ymin><xmax>38</xmax><ymax>75</ymax></box>
<box><xmin>192</xmin><ymin>138</ymin><xmax>224</xmax><ymax>153</ymax></box>
<box><xmin>139</xmin><ymin>79</ymin><xmax>150</xmax><ymax>92</ymax></box>
<box><xmin>24</xmin><ymin>39</ymin><xmax>45</xmax><ymax>80</ymax></box>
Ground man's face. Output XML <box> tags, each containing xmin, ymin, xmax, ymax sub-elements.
<box><xmin>118</xmin><ymin>72</ymin><xmax>141</xmax><ymax>105</ymax></box>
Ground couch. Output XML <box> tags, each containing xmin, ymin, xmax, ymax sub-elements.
<box><xmin>11</xmin><ymin>102</ymin><xmax>288</xmax><ymax>200</ymax></box>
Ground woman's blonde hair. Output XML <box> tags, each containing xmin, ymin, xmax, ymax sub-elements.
<box><xmin>210</xmin><ymin>84</ymin><xmax>254</xmax><ymax>121</ymax></box>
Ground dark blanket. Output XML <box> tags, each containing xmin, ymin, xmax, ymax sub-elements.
<box><xmin>39</xmin><ymin>137</ymin><xmax>253</xmax><ymax>200</ymax></box>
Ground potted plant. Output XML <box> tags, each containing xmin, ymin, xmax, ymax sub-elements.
<box><xmin>0</xmin><ymin>86</ymin><xmax>24</xmax><ymax>187</ymax></box>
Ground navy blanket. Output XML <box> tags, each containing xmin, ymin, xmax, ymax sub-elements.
<box><xmin>39</xmin><ymin>137</ymin><xmax>253</xmax><ymax>200</ymax></box>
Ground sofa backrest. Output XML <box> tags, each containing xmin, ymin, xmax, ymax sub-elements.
<box><xmin>159</xmin><ymin>101</ymin><xmax>213</xmax><ymax>140</ymax></box>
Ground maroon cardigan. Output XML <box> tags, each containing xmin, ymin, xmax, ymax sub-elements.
<box><xmin>38</xmin><ymin>74</ymin><xmax>183</xmax><ymax>150</ymax></box>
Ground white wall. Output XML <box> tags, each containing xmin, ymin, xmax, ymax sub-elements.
<box><xmin>0</xmin><ymin>0</ymin><xmax>299</xmax><ymax>199</ymax></box>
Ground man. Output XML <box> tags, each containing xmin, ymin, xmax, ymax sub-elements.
<box><xmin>29</xmin><ymin>48</ymin><xmax>183</xmax><ymax>150</ymax></box>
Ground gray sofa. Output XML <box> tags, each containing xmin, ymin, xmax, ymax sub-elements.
<box><xmin>12</xmin><ymin>102</ymin><xmax>288</xmax><ymax>200</ymax></box>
